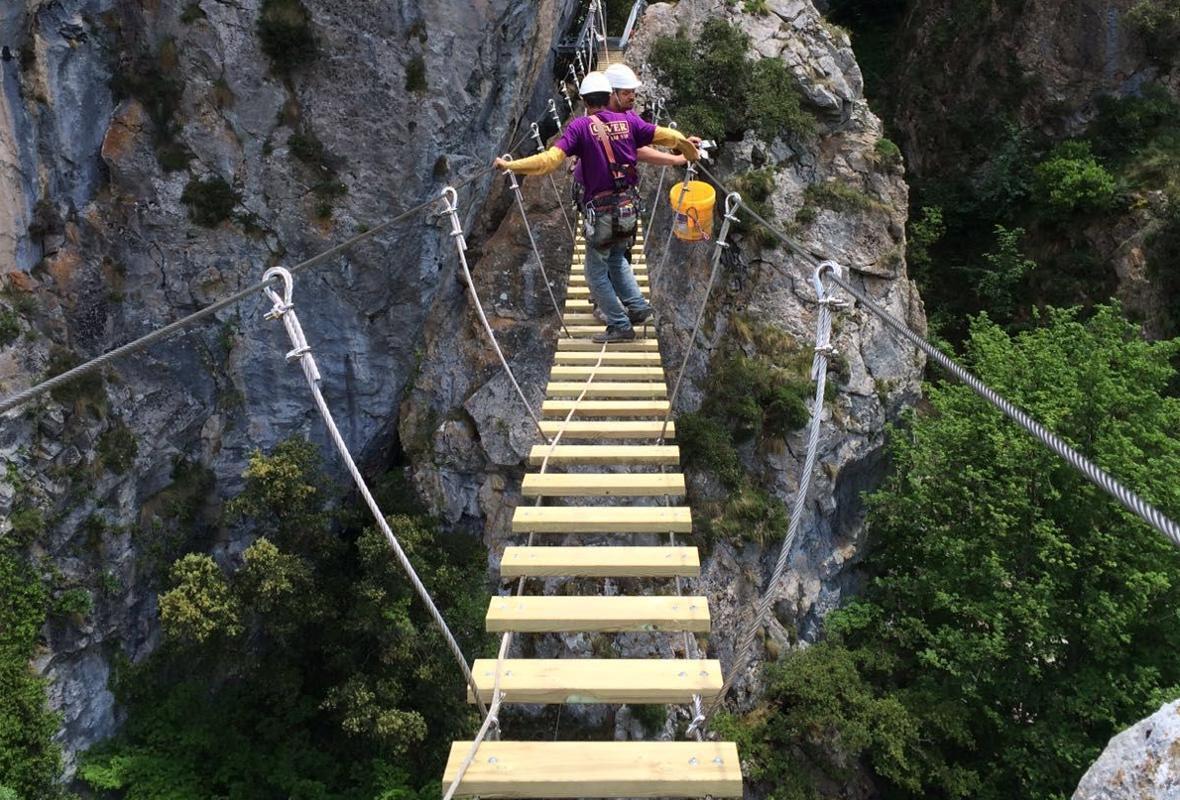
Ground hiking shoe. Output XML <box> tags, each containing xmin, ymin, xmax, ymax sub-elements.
<box><xmin>592</xmin><ymin>324</ymin><xmax>636</xmax><ymax>344</ymax></box>
<box><xmin>628</xmin><ymin>306</ymin><xmax>653</xmax><ymax>325</ymax></box>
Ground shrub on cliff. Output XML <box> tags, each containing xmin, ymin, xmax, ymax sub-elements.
<box><xmin>1032</xmin><ymin>140</ymin><xmax>1118</xmax><ymax>216</ymax></box>
<box><xmin>0</xmin><ymin>543</ymin><xmax>63</xmax><ymax>798</ymax></box>
<box><xmin>649</xmin><ymin>19</ymin><xmax>815</xmax><ymax>143</ymax></box>
<box><xmin>257</xmin><ymin>0</ymin><xmax>316</xmax><ymax>75</ymax></box>
<box><xmin>180</xmin><ymin>176</ymin><xmax>239</xmax><ymax>227</ymax></box>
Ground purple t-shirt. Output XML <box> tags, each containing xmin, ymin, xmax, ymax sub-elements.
<box><xmin>557</xmin><ymin>109</ymin><xmax>656</xmax><ymax>203</ymax></box>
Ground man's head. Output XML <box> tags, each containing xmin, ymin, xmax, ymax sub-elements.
<box><xmin>604</xmin><ymin>64</ymin><xmax>641</xmax><ymax>112</ymax></box>
<box><xmin>579</xmin><ymin>71</ymin><xmax>612</xmax><ymax>110</ymax></box>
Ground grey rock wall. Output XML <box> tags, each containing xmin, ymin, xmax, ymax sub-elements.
<box><xmin>401</xmin><ymin>0</ymin><xmax>926</xmax><ymax>724</ymax></box>
<box><xmin>0</xmin><ymin>0</ymin><xmax>576</xmax><ymax>771</ymax></box>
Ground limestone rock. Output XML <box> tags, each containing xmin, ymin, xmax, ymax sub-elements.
<box><xmin>1073</xmin><ymin>699</ymin><xmax>1180</xmax><ymax>800</ymax></box>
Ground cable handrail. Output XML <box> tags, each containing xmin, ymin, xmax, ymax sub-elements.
<box><xmin>691</xmin><ymin>158</ymin><xmax>1180</xmax><ymax>550</ymax></box>
<box><xmin>0</xmin><ymin>106</ymin><xmax>549</xmax><ymax>417</ymax></box>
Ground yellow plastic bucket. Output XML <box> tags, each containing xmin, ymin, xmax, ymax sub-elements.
<box><xmin>669</xmin><ymin>180</ymin><xmax>715</xmax><ymax>241</ymax></box>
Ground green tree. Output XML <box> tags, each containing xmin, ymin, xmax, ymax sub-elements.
<box><xmin>82</xmin><ymin>440</ymin><xmax>489</xmax><ymax>797</ymax></box>
<box><xmin>906</xmin><ymin>205</ymin><xmax>944</xmax><ymax>275</ymax></box>
<box><xmin>727</xmin><ymin>305</ymin><xmax>1180</xmax><ymax>799</ymax></box>
<box><xmin>0</xmin><ymin>545</ymin><xmax>64</xmax><ymax>799</ymax></box>
<box><xmin>649</xmin><ymin>19</ymin><xmax>814</xmax><ymax>144</ymax></box>
<box><xmin>158</xmin><ymin>554</ymin><xmax>243</xmax><ymax>645</ymax></box>
<box><xmin>976</xmin><ymin>224</ymin><xmax>1037</xmax><ymax>319</ymax></box>
<box><xmin>1033</xmin><ymin>140</ymin><xmax>1118</xmax><ymax>216</ymax></box>
<box><xmin>840</xmin><ymin>305</ymin><xmax>1180</xmax><ymax>797</ymax></box>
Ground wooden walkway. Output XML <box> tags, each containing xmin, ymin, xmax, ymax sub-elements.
<box><xmin>442</xmin><ymin>206</ymin><xmax>743</xmax><ymax>796</ymax></box>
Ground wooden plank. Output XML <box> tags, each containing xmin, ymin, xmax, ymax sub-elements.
<box><xmin>441</xmin><ymin>741</ymin><xmax>742</xmax><ymax>798</ymax></box>
<box><xmin>537</xmin><ymin>420</ymin><xmax>675</xmax><ymax>439</ymax></box>
<box><xmin>564</xmin><ymin>325</ymin><xmax>658</xmax><ymax>339</ymax></box>
<box><xmin>555</xmin><ymin>338</ymin><xmax>658</xmax><ymax>351</ymax></box>
<box><xmin>527</xmin><ymin>444</ymin><xmax>680</xmax><ymax>466</ymax></box>
<box><xmin>484</xmin><ymin>595</ymin><xmax>710</xmax><ymax>632</ymax></box>
<box><xmin>467</xmin><ymin>658</ymin><xmax>720</xmax><ymax>703</ymax></box>
<box><xmin>541</xmin><ymin>400</ymin><xmax>669</xmax><ymax>417</ymax></box>
<box><xmin>569</xmin><ymin>265</ymin><xmax>647</xmax><ymax>274</ymax></box>
<box><xmin>550</xmin><ymin>366</ymin><xmax>664</xmax><ymax>381</ymax></box>
<box><xmin>561</xmin><ymin>313</ymin><xmax>605</xmax><ymax>325</ymax></box>
<box><xmin>499</xmin><ymin>546</ymin><xmax>698</xmax><ymax>577</ymax></box>
<box><xmin>511</xmin><ymin>505</ymin><xmax>692</xmax><ymax>533</ymax></box>
<box><xmin>521</xmin><ymin>473</ymin><xmax>685</xmax><ymax>497</ymax></box>
<box><xmin>545</xmin><ymin>382</ymin><xmax>667</xmax><ymax>398</ymax></box>
<box><xmin>569</xmin><ymin>274</ymin><xmax>648</xmax><ymax>284</ymax></box>
<box><xmin>553</xmin><ymin>351</ymin><xmax>662</xmax><ymax>366</ymax></box>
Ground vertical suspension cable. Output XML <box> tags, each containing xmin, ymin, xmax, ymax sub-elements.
<box><xmin>531</xmin><ymin>122</ymin><xmax>577</xmax><ymax>243</ymax></box>
<box><xmin>499</xmin><ymin>156</ymin><xmax>573</xmax><ymax>338</ymax></box>
<box><xmin>704</xmin><ymin>261</ymin><xmax>844</xmax><ymax>727</ymax></box>
<box><xmin>258</xmin><ymin>266</ymin><xmax>490</xmax><ymax>720</ymax></box>
<box><xmin>440</xmin><ymin>187</ymin><xmax>549</xmax><ymax>442</ymax></box>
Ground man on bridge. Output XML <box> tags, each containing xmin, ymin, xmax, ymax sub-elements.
<box><xmin>495</xmin><ymin>71</ymin><xmax>700</xmax><ymax>343</ymax></box>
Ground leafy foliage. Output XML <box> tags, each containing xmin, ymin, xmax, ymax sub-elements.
<box><xmin>975</xmin><ymin>225</ymin><xmax>1037</xmax><ymax>318</ymax></box>
<box><xmin>98</xmin><ymin>422</ymin><xmax>138</xmax><ymax>473</ymax></box>
<box><xmin>257</xmin><ymin>0</ymin><xmax>316</xmax><ymax>74</ymax></box>
<box><xmin>82</xmin><ymin>439</ymin><xmax>490</xmax><ymax>798</ymax></box>
<box><xmin>804</xmin><ymin>180</ymin><xmax>885</xmax><ymax>214</ymax></box>
<box><xmin>110</xmin><ymin>41</ymin><xmax>194</xmax><ymax>172</ymax></box>
<box><xmin>0</xmin><ymin>542</ymin><xmax>63</xmax><ymax>798</ymax></box>
<box><xmin>713</xmin><ymin>642</ymin><xmax>927</xmax><ymax>800</ymax></box>
<box><xmin>0</xmin><ymin>310</ymin><xmax>19</xmax><ymax>348</ymax></box>
<box><xmin>905</xmin><ymin>205</ymin><xmax>944</xmax><ymax>275</ymax></box>
<box><xmin>1127</xmin><ymin>0</ymin><xmax>1180</xmax><ymax>59</ymax></box>
<box><xmin>287</xmin><ymin>129</ymin><xmax>349</xmax><ymax>219</ymax></box>
<box><xmin>722</xmin><ymin>305</ymin><xmax>1180</xmax><ymax>799</ymax></box>
<box><xmin>405</xmin><ymin>55</ymin><xmax>427</xmax><ymax>93</ymax></box>
<box><xmin>649</xmin><ymin>19</ymin><xmax>814</xmax><ymax>144</ymax></box>
<box><xmin>1032</xmin><ymin>140</ymin><xmax>1118</xmax><ymax>216</ymax></box>
<box><xmin>679</xmin><ymin>316</ymin><xmax>819</xmax><ymax>546</ymax></box>
<box><xmin>1145</xmin><ymin>199</ymin><xmax>1180</xmax><ymax>337</ymax></box>
<box><xmin>180</xmin><ymin>176</ymin><xmax>240</xmax><ymax>227</ymax></box>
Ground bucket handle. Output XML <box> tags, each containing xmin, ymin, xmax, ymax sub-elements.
<box><xmin>686</xmin><ymin>207</ymin><xmax>712</xmax><ymax>242</ymax></box>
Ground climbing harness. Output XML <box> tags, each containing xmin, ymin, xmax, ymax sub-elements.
<box><xmin>582</xmin><ymin>114</ymin><xmax>642</xmax><ymax>249</ymax></box>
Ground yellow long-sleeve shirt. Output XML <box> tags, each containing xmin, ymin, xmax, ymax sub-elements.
<box><xmin>504</xmin><ymin>125</ymin><xmax>698</xmax><ymax>176</ymax></box>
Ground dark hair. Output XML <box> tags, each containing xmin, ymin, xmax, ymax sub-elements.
<box><xmin>581</xmin><ymin>91</ymin><xmax>609</xmax><ymax>107</ymax></box>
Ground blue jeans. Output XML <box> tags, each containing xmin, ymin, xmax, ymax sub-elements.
<box><xmin>585</xmin><ymin>242</ymin><xmax>650</xmax><ymax>328</ymax></box>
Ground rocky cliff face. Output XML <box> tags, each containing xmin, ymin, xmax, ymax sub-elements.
<box><xmin>401</xmin><ymin>0</ymin><xmax>925</xmax><ymax>723</ymax></box>
<box><xmin>3</xmin><ymin>0</ymin><xmax>925</xmax><ymax>775</ymax></box>
<box><xmin>0</xmin><ymin>0</ymin><xmax>575</xmax><ymax>769</ymax></box>
<box><xmin>891</xmin><ymin>0</ymin><xmax>1176</xmax><ymax>175</ymax></box>
<box><xmin>884</xmin><ymin>0</ymin><xmax>1180</xmax><ymax>336</ymax></box>
<box><xmin>1072</xmin><ymin>699</ymin><xmax>1180</xmax><ymax>799</ymax></box>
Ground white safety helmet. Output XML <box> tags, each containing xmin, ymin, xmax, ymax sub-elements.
<box><xmin>604</xmin><ymin>63</ymin><xmax>642</xmax><ymax>90</ymax></box>
<box><xmin>579</xmin><ymin>71</ymin><xmax>612</xmax><ymax>96</ymax></box>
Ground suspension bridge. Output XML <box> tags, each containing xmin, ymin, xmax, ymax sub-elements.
<box><xmin>2</xmin><ymin>1</ymin><xmax>1178</xmax><ymax>797</ymax></box>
